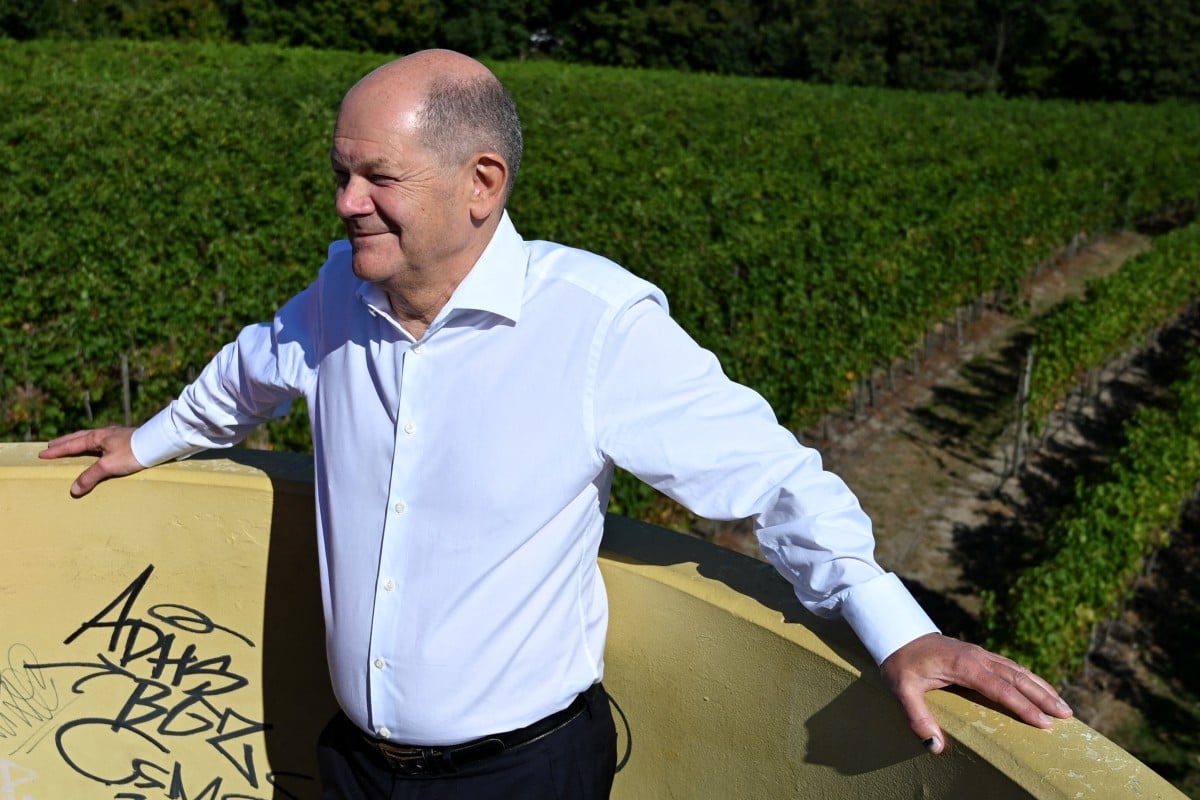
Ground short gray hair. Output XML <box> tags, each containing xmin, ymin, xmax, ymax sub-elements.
<box><xmin>418</xmin><ymin>75</ymin><xmax>524</xmax><ymax>200</ymax></box>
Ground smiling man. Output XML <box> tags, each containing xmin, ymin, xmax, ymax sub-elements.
<box><xmin>42</xmin><ymin>49</ymin><xmax>1071</xmax><ymax>799</ymax></box>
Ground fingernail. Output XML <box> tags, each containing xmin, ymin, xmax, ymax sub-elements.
<box><xmin>1058</xmin><ymin>700</ymin><xmax>1072</xmax><ymax>714</ymax></box>
<box><xmin>923</xmin><ymin>736</ymin><xmax>942</xmax><ymax>754</ymax></box>
<box><xmin>1039</xmin><ymin>712</ymin><xmax>1054</xmax><ymax>726</ymax></box>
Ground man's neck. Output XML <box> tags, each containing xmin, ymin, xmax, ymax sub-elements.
<box><xmin>386</xmin><ymin>279</ymin><xmax>460</xmax><ymax>340</ymax></box>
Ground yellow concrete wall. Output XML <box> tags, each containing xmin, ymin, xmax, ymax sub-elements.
<box><xmin>0</xmin><ymin>444</ymin><xmax>1187</xmax><ymax>799</ymax></box>
<box><xmin>600</xmin><ymin>517</ymin><xmax>1187</xmax><ymax>799</ymax></box>
<box><xmin>1</xmin><ymin>444</ymin><xmax>332</xmax><ymax>800</ymax></box>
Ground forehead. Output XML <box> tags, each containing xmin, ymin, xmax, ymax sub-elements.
<box><xmin>330</xmin><ymin>99</ymin><xmax>430</xmax><ymax>169</ymax></box>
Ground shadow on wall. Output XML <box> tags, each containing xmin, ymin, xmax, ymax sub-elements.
<box><xmin>600</xmin><ymin>514</ymin><xmax>923</xmax><ymax>777</ymax></box>
<box><xmin>252</xmin><ymin>450</ymin><xmax>338</xmax><ymax>799</ymax></box>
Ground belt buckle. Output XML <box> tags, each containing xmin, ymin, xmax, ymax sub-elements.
<box><xmin>377</xmin><ymin>743</ymin><xmax>436</xmax><ymax>776</ymax></box>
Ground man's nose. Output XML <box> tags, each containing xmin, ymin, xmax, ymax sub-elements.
<box><xmin>335</xmin><ymin>177</ymin><xmax>373</xmax><ymax>218</ymax></box>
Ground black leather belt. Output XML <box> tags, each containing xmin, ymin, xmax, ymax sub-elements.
<box><xmin>362</xmin><ymin>685</ymin><xmax>597</xmax><ymax>776</ymax></box>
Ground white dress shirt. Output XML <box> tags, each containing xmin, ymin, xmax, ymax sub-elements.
<box><xmin>132</xmin><ymin>212</ymin><xmax>937</xmax><ymax>745</ymax></box>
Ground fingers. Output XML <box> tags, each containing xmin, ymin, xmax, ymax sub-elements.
<box><xmin>881</xmin><ymin>634</ymin><xmax>950</xmax><ymax>753</ymax></box>
<box><xmin>39</xmin><ymin>428</ymin><xmax>107</xmax><ymax>459</ymax></box>
<box><xmin>892</xmin><ymin>683</ymin><xmax>946</xmax><ymax>754</ymax></box>
<box><xmin>970</xmin><ymin>654</ymin><xmax>1073</xmax><ymax>728</ymax></box>
<box><xmin>881</xmin><ymin>633</ymin><xmax>1073</xmax><ymax>755</ymax></box>
<box><xmin>70</xmin><ymin>461</ymin><xmax>111</xmax><ymax>498</ymax></box>
<box><xmin>1022</xmin><ymin>667</ymin><xmax>1071</xmax><ymax>717</ymax></box>
<box><xmin>37</xmin><ymin>427</ymin><xmax>143</xmax><ymax>497</ymax></box>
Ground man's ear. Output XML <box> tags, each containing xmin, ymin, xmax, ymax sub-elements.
<box><xmin>469</xmin><ymin>153</ymin><xmax>508</xmax><ymax>221</ymax></box>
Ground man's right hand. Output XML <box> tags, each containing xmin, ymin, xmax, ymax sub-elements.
<box><xmin>39</xmin><ymin>426</ymin><xmax>144</xmax><ymax>497</ymax></box>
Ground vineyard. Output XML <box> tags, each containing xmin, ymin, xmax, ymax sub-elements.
<box><xmin>4</xmin><ymin>41</ymin><xmax>1200</xmax><ymax>452</ymax></box>
<box><xmin>3</xmin><ymin>38</ymin><xmax>1200</xmax><ymax>736</ymax></box>
<box><xmin>805</xmin><ymin>229</ymin><xmax>1200</xmax><ymax>795</ymax></box>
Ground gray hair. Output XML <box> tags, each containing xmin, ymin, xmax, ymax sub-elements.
<box><xmin>417</xmin><ymin>75</ymin><xmax>524</xmax><ymax>200</ymax></box>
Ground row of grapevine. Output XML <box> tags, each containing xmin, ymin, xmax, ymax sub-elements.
<box><xmin>1024</xmin><ymin>222</ymin><xmax>1200</xmax><ymax>433</ymax></box>
<box><xmin>983</xmin><ymin>344</ymin><xmax>1200</xmax><ymax>683</ymax></box>
<box><xmin>3</xmin><ymin>41</ymin><xmax>1200</xmax><ymax>513</ymax></box>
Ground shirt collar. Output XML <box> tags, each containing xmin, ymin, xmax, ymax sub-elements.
<box><xmin>440</xmin><ymin>211</ymin><xmax>527</xmax><ymax>325</ymax></box>
<box><xmin>355</xmin><ymin>211</ymin><xmax>527</xmax><ymax>336</ymax></box>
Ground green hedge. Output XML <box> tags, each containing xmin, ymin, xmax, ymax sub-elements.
<box><xmin>3</xmin><ymin>40</ymin><xmax>1200</xmax><ymax>514</ymax></box>
<box><xmin>984</xmin><ymin>347</ymin><xmax>1200</xmax><ymax>683</ymax></box>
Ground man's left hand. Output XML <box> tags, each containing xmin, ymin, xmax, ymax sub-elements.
<box><xmin>880</xmin><ymin>632</ymin><xmax>1073</xmax><ymax>754</ymax></box>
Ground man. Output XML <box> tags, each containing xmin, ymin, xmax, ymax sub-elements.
<box><xmin>41</xmin><ymin>49</ymin><xmax>1071</xmax><ymax>798</ymax></box>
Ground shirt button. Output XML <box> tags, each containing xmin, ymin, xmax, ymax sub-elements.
<box><xmin>394</xmin><ymin>501</ymin><xmax>407</xmax><ymax>514</ymax></box>
<box><xmin>403</xmin><ymin>422</ymin><xmax>417</xmax><ymax>434</ymax></box>
<box><xmin>412</xmin><ymin>344</ymin><xmax>425</xmax><ymax>354</ymax></box>
<box><xmin>383</xmin><ymin>579</ymin><xmax>395</xmax><ymax>592</ymax></box>
<box><xmin>374</xmin><ymin>658</ymin><xmax>386</xmax><ymax>670</ymax></box>
<box><xmin>378</xmin><ymin>727</ymin><xmax>391</xmax><ymax>739</ymax></box>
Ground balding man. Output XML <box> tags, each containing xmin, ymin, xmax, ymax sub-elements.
<box><xmin>42</xmin><ymin>50</ymin><xmax>1071</xmax><ymax>798</ymax></box>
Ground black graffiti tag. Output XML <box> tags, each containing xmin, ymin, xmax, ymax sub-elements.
<box><xmin>28</xmin><ymin>564</ymin><xmax>309</xmax><ymax>798</ymax></box>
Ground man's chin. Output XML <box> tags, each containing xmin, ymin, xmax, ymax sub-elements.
<box><xmin>349</xmin><ymin>249</ymin><xmax>399</xmax><ymax>282</ymax></box>
<box><xmin>351</xmin><ymin>261</ymin><xmax>378</xmax><ymax>278</ymax></box>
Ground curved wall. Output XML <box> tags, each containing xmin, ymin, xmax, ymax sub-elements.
<box><xmin>0</xmin><ymin>444</ymin><xmax>1185</xmax><ymax>799</ymax></box>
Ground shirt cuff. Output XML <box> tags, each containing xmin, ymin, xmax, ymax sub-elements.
<box><xmin>840</xmin><ymin>572</ymin><xmax>940</xmax><ymax>665</ymax></box>
<box><xmin>131</xmin><ymin>407</ymin><xmax>206</xmax><ymax>468</ymax></box>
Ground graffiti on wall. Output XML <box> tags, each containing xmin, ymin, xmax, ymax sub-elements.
<box><xmin>1</xmin><ymin>642</ymin><xmax>61</xmax><ymax>751</ymax></box>
<box><xmin>0</xmin><ymin>758</ymin><xmax>38</xmax><ymax>800</ymax></box>
<box><xmin>2</xmin><ymin>565</ymin><xmax>314</xmax><ymax>799</ymax></box>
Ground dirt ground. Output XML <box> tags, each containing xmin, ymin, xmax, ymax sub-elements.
<box><xmin>663</xmin><ymin>229</ymin><xmax>1200</xmax><ymax>794</ymax></box>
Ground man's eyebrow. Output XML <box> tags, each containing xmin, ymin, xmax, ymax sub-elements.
<box><xmin>329</xmin><ymin>152</ymin><xmax>392</xmax><ymax>173</ymax></box>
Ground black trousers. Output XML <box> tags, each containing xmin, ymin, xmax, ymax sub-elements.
<box><xmin>317</xmin><ymin>685</ymin><xmax>618</xmax><ymax>799</ymax></box>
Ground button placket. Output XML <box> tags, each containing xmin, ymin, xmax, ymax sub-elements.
<box><xmin>370</xmin><ymin>332</ymin><xmax>429</xmax><ymax>742</ymax></box>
